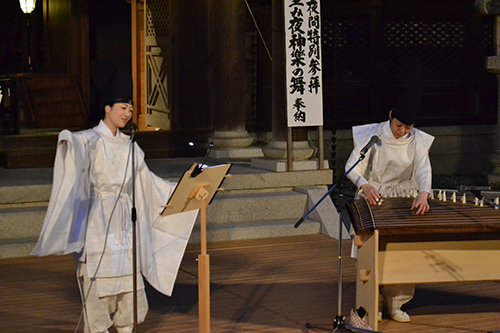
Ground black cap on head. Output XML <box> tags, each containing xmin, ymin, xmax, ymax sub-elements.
<box><xmin>391</xmin><ymin>58</ymin><xmax>422</xmax><ymax>126</ymax></box>
<box><xmin>103</xmin><ymin>66</ymin><xmax>133</xmax><ymax>107</ymax></box>
<box><xmin>90</xmin><ymin>60</ymin><xmax>133</xmax><ymax>121</ymax></box>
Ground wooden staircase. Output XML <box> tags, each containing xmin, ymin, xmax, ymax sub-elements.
<box><xmin>19</xmin><ymin>74</ymin><xmax>89</xmax><ymax>129</ymax></box>
<box><xmin>0</xmin><ymin>74</ymin><xmax>87</xmax><ymax>168</ymax></box>
<box><xmin>0</xmin><ymin>73</ymin><xmax>214</xmax><ymax>169</ymax></box>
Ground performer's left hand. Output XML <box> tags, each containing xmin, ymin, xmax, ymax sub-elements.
<box><xmin>411</xmin><ymin>191</ymin><xmax>430</xmax><ymax>215</ymax></box>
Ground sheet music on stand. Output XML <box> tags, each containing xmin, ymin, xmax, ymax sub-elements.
<box><xmin>160</xmin><ymin>162</ymin><xmax>232</xmax><ymax>216</ymax></box>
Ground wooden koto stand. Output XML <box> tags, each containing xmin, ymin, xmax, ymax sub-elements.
<box><xmin>356</xmin><ymin>231</ymin><xmax>500</xmax><ymax>330</ymax></box>
<box><xmin>348</xmin><ymin>197</ymin><xmax>500</xmax><ymax>330</ymax></box>
<box><xmin>161</xmin><ymin>162</ymin><xmax>232</xmax><ymax>333</ymax></box>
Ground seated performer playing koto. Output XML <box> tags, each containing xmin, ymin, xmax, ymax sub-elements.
<box><xmin>345</xmin><ymin>61</ymin><xmax>434</xmax><ymax>323</ymax></box>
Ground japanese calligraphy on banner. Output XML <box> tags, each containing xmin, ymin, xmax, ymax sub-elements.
<box><xmin>284</xmin><ymin>0</ymin><xmax>323</xmax><ymax>127</ymax></box>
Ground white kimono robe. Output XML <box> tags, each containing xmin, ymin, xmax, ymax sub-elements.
<box><xmin>32</xmin><ymin>121</ymin><xmax>198</xmax><ymax>297</ymax></box>
<box><xmin>345</xmin><ymin>120</ymin><xmax>434</xmax><ymax>197</ymax></box>
<box><xmin>345</xmin><ymin>120</ymin><xmax>434</xmax><ymax>314</ymax></box>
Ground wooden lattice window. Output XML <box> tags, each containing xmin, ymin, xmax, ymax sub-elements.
<box><xmin>146</xmin><ymin>0</ymin><xmax>169</xmax><ymax>37</ymax></box>
<box><xmin>145</xmin><ymin>0</ymin><xmax>171</xmax><ymax>130</ymax></box>
<box><xmin>320</xmin><ymin>1</ymin><xmax>496</xmax><ymax>129</ymax></box>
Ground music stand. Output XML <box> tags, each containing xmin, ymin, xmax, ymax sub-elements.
<box><xmin>161</xmin><ymin>162</ymin><xmax>232</xmax><ymax>333</ymax></box>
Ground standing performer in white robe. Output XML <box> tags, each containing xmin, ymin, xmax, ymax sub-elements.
<box><xmin>31</xmin><ymin>68</ymin><xmax>198</xmax><ymax>333</ymax></box>
<box><xmin>345</xmin><ymin>62</ymin><xmax>434</xmax><ymax>324</ymax></box>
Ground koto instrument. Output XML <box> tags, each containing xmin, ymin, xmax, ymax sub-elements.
<box><xmin>349</xmin><ymin>191</ymin><xmax>500</xmax><ymax>331</ymax></box>
<box><xmin>345</xmin><ymin>192</ymin><xmax>500</xmax><ymax>236</ymax></box>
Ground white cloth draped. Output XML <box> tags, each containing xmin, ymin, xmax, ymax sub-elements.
<box><xmin>345</xmin><ymin>120</ymin><xmax>434</xmax><ymax>197</ymax></box>
<box><xmin>32</xmin><ymin>121</ymin><xmax>198</xmax><ymax>296</ymax></box>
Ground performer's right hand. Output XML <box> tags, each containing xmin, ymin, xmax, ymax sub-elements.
<box><xmin>360</xmin><ymin>183</ymin><xmax>381</xmax><ymax>206</ymax></box>
<box><xmin>411</xmin><ymin>191</ymin><xmax>430</xmax><ymax>215</ymax></box>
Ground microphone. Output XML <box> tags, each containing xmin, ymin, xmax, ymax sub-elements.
<box><xmin>457</xmin><ymin>185</ymin><xmax>491</xmax><ymax>193</ymax></box>
<box><xmin>128</xmin><ymin>122</ymin><xmax>137</xmax><ymax>132</ymax></box>
<box><xmin>360</xmin><ymin>135</ymin><xmax>380</xmax><ymax>156</ymax></box>
<box><xmin>127</xmin><ymin>122</ymin><xmax>137</xmax><ymax>142</ymax></box>
<box><xmin>190</xmin><ymin>142</ymin><xmax>214</xmax><ymax>177</ymax></box>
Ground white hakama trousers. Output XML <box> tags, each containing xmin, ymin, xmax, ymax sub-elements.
<box><xmin>380</xmin><ymin>284</ymin><xmax>415</xmax><ymax>313</ymax></box>
<box><xmin>78</xmin><ymin>262</ymin><xmax>148</xmax><ymax>333</ymax></box>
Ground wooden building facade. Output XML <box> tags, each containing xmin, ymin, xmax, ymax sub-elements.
<box><xmin>0</xmin><ymin>0</ymin><xmax>497</xmax><ymax>155</ymax></box>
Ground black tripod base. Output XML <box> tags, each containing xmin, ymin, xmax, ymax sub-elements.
<box><xmin>305</xmin><ymin>314</ymin><xmax>383</xmax><ymax>333</ymax></box>
<box><xmin>305</xmin><ymin>315</ymin><xmax>349</xmax><ymax>332</ymax></box>
<box><xmin>333</xmin><ymin>315</ymin><xmax>346</xmax><ymax>329</ymax></box>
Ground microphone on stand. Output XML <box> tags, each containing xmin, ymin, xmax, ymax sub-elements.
<box><xmin>190</xmin><ymin>142</ymin><xmax>214</xmax><ymax>178</ymax></box>
<box><xmin>127</xmin><ymin>122</ymin><xmax>138</xmax><ymax>142</ymax></box>
<box><xmin>360</xmin><ymin>135</ymin><xmax>380</xmax><ymax>156</ymax></box>
<box><xmin>295</xmin><ymin>135</ymin><xmax>379</xmax><ymax>229</ymax></box>
<box><xmin>457</xmin><ymin>185</ymin><xmax>491</xmax><ymax>193</ymax></box>
<box><xmin>126</xmin><ymin>120</ymin><xmax>138</xmax><ymax>331</ymax></box>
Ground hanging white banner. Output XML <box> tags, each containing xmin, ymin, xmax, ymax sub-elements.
<box><xmin>284</xmin><ymin>0</ymin><xmax>323</xmax><ymax>127</ymax></box>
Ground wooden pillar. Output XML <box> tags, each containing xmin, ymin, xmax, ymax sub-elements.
<box><xmin>211</xmin><ymin>0</ymin><xmax>246</xmax><ymax>131</ymax></box>
<box><xmin>209</xmin><ymin>0</ymin><xmax>253</xmax><ymax>149</ymax></box>
<box><xmin>131</xmin><ymin>0</ymin><xmax>145</xmax><ymax>129</ymax></box>
<box><xmin>271</xmin><ymin>0</ymin><xmax>287</xmax><ymax>142</ymax></box>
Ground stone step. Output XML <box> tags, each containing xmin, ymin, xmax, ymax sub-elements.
<box><xmin>0</xmin><ymin>166</ymin><xmax>332</xmax><ymax>207</ymax></box>
<box><xmin>0</xmin><ymin>205</ymin><xmax>46</xmax><ymax>258</ymax></box>
<box><xmin>0</xmin><ymin>184</ymin><xmax>52</xmax><ymax>205</ymax></box>
<box><xmin>0</xmin><ymin>190</ymin><xmax>310</xmax><ymax>232</ymax></box>
<box><xmin>0</xmin><ymin>157</ymin><xmax>340</xmax><ymax>258</ymax></box>
<box><xmin>0</xmin><ymin>163</ymin><xmax>334</xmax><ymax>204</ymax></box>
<box><xmin>0</xmin><ymin>188</ymin><xmax>332</xmax><ymax>259</ymax></box>
<box><xmin>0</xmin><ymin>241</ymin><xmax>39</xmax><ymax>259</ymax></box>
<box><xmin>206</xmin><ymin>191</ymin><xmax>308</xmax><ymax>223</ymax></box>
<box><xmin>0</xmin><ymin>205</ymin><xmax>47</xmax><ymax>241</ymax></box>
<box><xmin>0</xmin><ymin>191</ymin><xmax>315</xmax><ymax>228</ymax></box>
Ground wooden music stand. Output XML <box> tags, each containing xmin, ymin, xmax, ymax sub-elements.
<box><xmin>161</xmin><ymin>162</ymin><xmax>231</xmax><ymax>333</ymax></box>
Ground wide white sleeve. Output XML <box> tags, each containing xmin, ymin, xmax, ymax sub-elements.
<box><xmin>31</xmin><ymin>130</ymin><xmax>91</xmax><ymax>256</ymax></box>
<box><xmin>135</xmin><ymin>157</ymin><xmax>199</xmax><ymax>296</ymax></box>
<box><xmin>345</xmin><ymin>148</ymin><xmax>370</xmax><ymax>188</ymax></box>
<box><xmin>345</xmin><ymin>123</ymin><xmax>379</xmax><ymax>188</ymax></box>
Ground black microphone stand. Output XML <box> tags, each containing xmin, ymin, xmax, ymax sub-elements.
<box><xmin>130</xmin><ymin>129</ymin><xmax>138</xmax><ymax>333</ymax></box>
<box><xmin>190</xmin><ymin>142</ymin><xmax>213</xmax><ymax>178</ymax></box>
<box><xmin>295</xmin><ymin>150</ymin><xmax>382</xmax><ymax>333</ymax></box>
<box><xmin>468</xmin><ymin>190</ymin><xmax>500</xmax><ymax>209</ymax></box>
